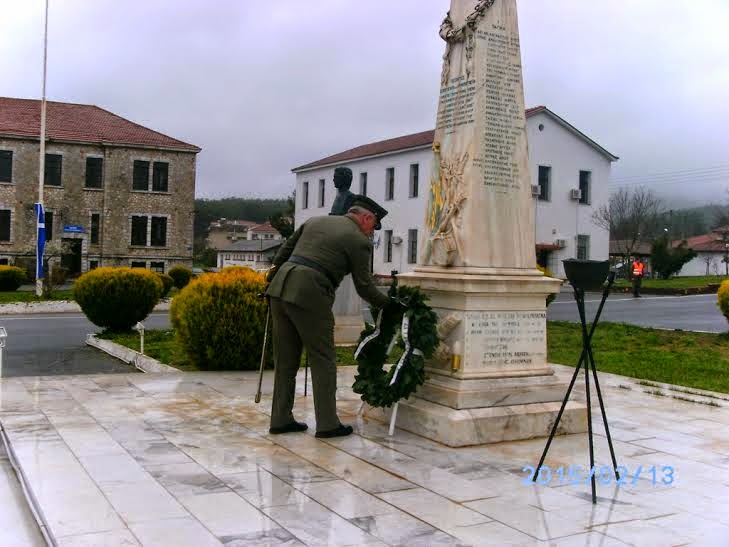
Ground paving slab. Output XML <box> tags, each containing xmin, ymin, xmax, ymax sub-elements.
<box><xmin>0</xmin><ymin>365</ymin><xmax>727</xmax><ymax>546</ymax></box>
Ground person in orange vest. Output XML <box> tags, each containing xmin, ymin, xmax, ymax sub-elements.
<box><xmin>631</xmin><ymin>257</ymin><xmax>645</xmax><ymax>297</ymax></box>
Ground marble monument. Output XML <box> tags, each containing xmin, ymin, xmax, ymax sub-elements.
<box><xmin>375</xmin><ymin>0</ymin><xmax>587</xmax><ymax>446</ymax></box>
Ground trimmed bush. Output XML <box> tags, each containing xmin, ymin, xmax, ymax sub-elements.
<box><xmin>718</xmin><ymin>280</ymin><xmax>729</xmax><ymax>324</ymax></box>
<box><xmin>171</xmin><ymin>267</ymin><xmax>267</xmax><ymax>370</ymax></box>
<box><xmin>156</xmin><ymin>272</ymin><xmax>174</xmax><ymax>298</ymax></box>
<box><xmin>168</xmin><ymin>266</ymin><xmax>193</xmax><ymax>289</ymax></box>
<box><xmin>0</xmin><ymin>265</ymin><xmax>26</xmax><ymax>291</ymax></box>
<box><xmin>74</xmin><ymin>267</ymin><xmax>163</xmax><ymax>331</ymax></box>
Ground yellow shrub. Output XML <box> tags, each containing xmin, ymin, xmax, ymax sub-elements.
<box><xmin>74</xmin><ymin>267</ymin><xmax>163</xmax><ymax>331</ymax></box>
<box><xmin>0</xmin><ymin>265</ymin><xmax>26</xmax><ymax>291</ymax></box>
<box><xmin>170</xmin><ymin>267</ymin><xmax>268</xmax><ymax>370</ymax></box>
<box><xmin>717</xmin><ymin>280</ymin><xmax>729</xmax><ymax>322</ymax></box>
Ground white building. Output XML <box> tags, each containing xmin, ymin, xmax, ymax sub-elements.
<box><xmin>216</xmin><ymin>239</ymin><xmax>281</xmax><ymax>271</ymax></box>
<box><xmin>673</xmin><ymin>227</ymin><xmax>729</xmax><ymax>277</ymax></box>
<box><xmin>292</xmin><ymin>107</ymin><xmax>618</xmax><ymax>278</ymax></box>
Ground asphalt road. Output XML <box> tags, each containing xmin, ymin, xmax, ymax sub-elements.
<box><xmin>547</xmin><ymin>290</ymin><xmax>725</xmax><ymax>333</ymax></box>
<box><xmin>0</xmin><ymin>312</ymin><xmax>171</xmax><ymax>378</ymax></box>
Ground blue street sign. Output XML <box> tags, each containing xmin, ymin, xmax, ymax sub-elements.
<box><xmin>63</xmin><ymin>225</ymin><xmax>85</xmax><ymax>233</ymax></box>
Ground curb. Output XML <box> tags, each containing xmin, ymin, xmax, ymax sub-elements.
<box><xmin>86</xmin><ymin>334</ymin><xmax>179</xmax><ymax>374</ymax></box>
<box><xmin>0</xmin><ymin>299</ymin><xmax>171</xmax><ymax>315</ymax></box>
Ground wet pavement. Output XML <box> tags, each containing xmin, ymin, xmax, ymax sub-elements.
<box><xmin>1</xmin><ymin>366</ymin><xmax>727</xmax><ymax>546</ymax></box>
<box><xmin>0</xmin><ymin>312</ymin><xmax>170</xmax><ymax>377</ymax></box>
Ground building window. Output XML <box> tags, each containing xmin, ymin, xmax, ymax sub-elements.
<box><xmin>577</xmin><ymin>234</ymin><xmax>590</xmax><ymax>260</ymax></box>
<box><xmin>318</xmin><ymin>179</ymin><xmax>325</xmax><ymax>208</ymax></box>
<box><xmin>0</xmin><ymin>258</ymin><xmax>7</xmax><ymax>265</ymax></box>
<box><xmin>538</xmin><ymin>166</ymin><xmax>551</xmax><ymax>201</ymax></box>
<box><xmin>385</xmin><ymin>168</ymin><xmax>395</xmax><ymax>201</ymax></box>
<box><xmin>45</xmin><ymin>154</ymin><xmax>62</xmax><ymax>186</ymax></box>
<box><xmin>152</xmin><ymin>162</ymin><xmax>169</xmax><ymax>192</ymax></box>
<box><xmin>131</xmin><ymin>216</ymin><xmax>148</xmax><ymax>246</ymax></box>
<box><xmin>409</xmin><ymin>164</ymin><xmax>419</xmax><ymax>198</ymax></box>
<box><xmin>0</xmin><ymin>151</ymin><xmax>12</xmax><ymax>183</ymax></box>
<box><xmin>90</xmin><ymin>213</ymin><xmax>100</xmax><ymax>245</ymax></box>
<box><xmin>133</xmin><ymin>160</ymin><xmax>150</xmax><ymax>190</ymax></box>
<box><xmin>408</xmin><ymin>229</ymin><xmax>418</xmax><ymax>264</ymax></box>
<box><xmin>579</xmin><ymin>171</ymin><xmax>591</xmax><ymax>205</ymax></box>
<box><xmin>89</xmin><ymin>260</ymin><xmax>99</xmax><ymax>270</ymax></box>
<box><xmin>151</xmin><ymin>217</ymin><xmax>167</xmax><ymax>247</ymax></box>
<box><xmin>302</xmin><ymin>181</ymin><xmax>309</xmax><ymax>209</ymax></box>
<box><xmin>150</xmin><ymin>261</ymin><xmax>165</xmax><ymax>273</ymax></box>
<box><xmin>360</xmin><ymin>172</ymin><xmax>368</xmax><ymax>196</ymax></box>
<box><xmin>384</xmin><ymin>230</ymin><xmax>393</xmax><ymax>263</ymax></box>
<box><xmin>0</xmin><ymin>210</ymin><xmax>10</xmax><ymax>242</ymax></box>
<box><xmin>85</xmin><ymin>157</ymin><xmax>103</xmax><ymax>188</ymax></box>
<box><xmin>45</xmin><ymin>211</ymin><xmax>54</xmax><ymax>241</ymax></box>
<box><xmin>131</xmin><ymin>261</ymin><xmax>146</xmax><ymax>269</ymax></box>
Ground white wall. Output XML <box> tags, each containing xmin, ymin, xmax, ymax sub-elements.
<box><xmin>295</xmin><ymin>113</ymin><xmax>614</xmax><ymax>279</ymax></box>
<box><xmin>678</xmin><ymin>252</ymin><xmax>725</xmax><ymax>277</ymax></box>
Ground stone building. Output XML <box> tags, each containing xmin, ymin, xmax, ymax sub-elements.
<box><xmin>0</xmin><ymin>97</ymin><xmax>200</xmax><ymax>277</ymax></box>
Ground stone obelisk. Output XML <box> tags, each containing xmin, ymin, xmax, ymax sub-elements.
<box><xmin>388</xmin><ymin>0</ymin><xmax>586</xmax><ymax>446</ymax></box>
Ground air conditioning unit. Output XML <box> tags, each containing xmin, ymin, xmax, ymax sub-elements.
<box><xmin>570</xmin><ymin>188</ymin><xmax>582</xmax><ymax>200</ymax></box>
<box><xmin>555</xmin><ymin>239</ymin><xmax>567</xmax><ymax>248</ymax></box>
<box><xmin>531</xmin><ymin>185</ymin><xmax>540</xmax><ymax>197</ymax></box>
<box><xmin>392</xmin><ymin>236</ymin><xmax>403</xmax><ymax>245</ymax></box>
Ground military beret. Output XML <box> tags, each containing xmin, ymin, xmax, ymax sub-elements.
<box><xmin>349</xmin><ymin>194</ymin><xmax>388</xmax><ymax>230</ymax></box>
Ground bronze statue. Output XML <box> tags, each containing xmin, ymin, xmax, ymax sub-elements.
<box><xmin>329</xmin><ymin>166</ymin><xmax>355</xmax><ymax>216</ymax></box>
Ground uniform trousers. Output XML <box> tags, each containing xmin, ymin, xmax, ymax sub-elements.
<box><xmin>269</xmin><ymin>297</ymin><xmax>340</xmax><ymax>432</ymax></box>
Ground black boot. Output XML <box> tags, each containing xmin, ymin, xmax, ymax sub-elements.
<box><xmin>269</xmin><ymin>421</ymin><xmax>308</xmax><ymax>434</ymax></box>
<box><xmin>315</xmin><ymin>424</ymin><xmax>353</xmax><ymax>438</ymax></box>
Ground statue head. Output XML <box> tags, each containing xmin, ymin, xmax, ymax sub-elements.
<box><xmin>333</xmin><ymin>166</ymin><xmax>353</xmax><ymax>191</ymax></box>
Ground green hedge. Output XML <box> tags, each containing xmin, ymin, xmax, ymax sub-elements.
<box><xmin>74</xmin><ymin>267</ymin><xmax>163</xmax><ymax>331</ymax></box>
<box><xmin>0</xmin><ymin>266</ymin><xmax>26</xmax><ymax>291</ymax></box>
<box><xmin>170</xmin><ymin>266</ymin><xmax>268</xmax><ymax>370</ymax></box>
<box><xmin>156</xmin><ymin>272</ymin><xmax>174</xmax><ymax>298</ymax></box>
<box><xmin>168</xmin><ymin>266</ymin><xmax>193</xmax><ymax>290</ymax></box>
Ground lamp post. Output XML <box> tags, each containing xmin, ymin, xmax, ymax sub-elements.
<box><xmin>725</xmin><ymin>243</ymin><xmax>728</xmax><ymax>277</ymax></box>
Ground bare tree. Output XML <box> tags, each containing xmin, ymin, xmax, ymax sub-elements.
<box><xmin>710</xmin><ymin>189</ymin><xmax>729</xmax><ymax>229</ymax></box>
<box><xmin>592</xmin><ymin>186</ymin><xmax>663</xmax><ymax>260</ymax></box>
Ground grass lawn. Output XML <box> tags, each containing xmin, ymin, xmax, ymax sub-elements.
<box><xmin>98</xmin><ymin>329</ymin><xmax>363</xmax><ymax>372</ymax></box>
<box><xmin>0</xmin><ymin>289</ymin><xmax>75</xmax><ymax>303</ymax></box>
<box><xmin>99</xmin><ymin>323</ymin><xmax>729</xmax><ymax>395</ymax></box>
<box><xmin>613</xmin><ymin>275</ymin><xmax>726</xmax><ymax>290</ymax></box>
<box><xmin>548</xmin><ymin>321</ymin><xmax>729</xmax><ymax>394</ymax></box>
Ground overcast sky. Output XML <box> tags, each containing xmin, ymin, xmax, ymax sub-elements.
<box><xmin>2</xmin><ymin>1</ymin><xmax>728</xmax><ymax>206</ymax></box>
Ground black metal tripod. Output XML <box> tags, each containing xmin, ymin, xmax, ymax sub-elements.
<box><xmin>532</xmin><ymin>272</ymin><xmax>620</xmax><ymax>504</ymax></box>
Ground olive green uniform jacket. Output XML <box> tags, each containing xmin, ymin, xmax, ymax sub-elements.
<box><xmin>266</xmin><ymin>215</ymin><xmax>389</xmax><ymax>311</ymax></box>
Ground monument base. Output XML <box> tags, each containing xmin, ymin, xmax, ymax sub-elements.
<box><xmin>365</xmin><ymin>398</ymin><xmax>586</xmax><ymax>447</ymax></box>
<box><xmin>377</xmin><ymin>267</ymin><xmax>587</xmax><ymax>446</ymax></box>
<box><xmin>334</xmin><ymin>314</ymin><xmax>364</xmax><ymax>346</ymax></box>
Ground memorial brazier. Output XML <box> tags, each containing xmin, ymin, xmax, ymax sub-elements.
<box><xmin>378</xmin><ymin>0</ymin><xmax>587</xmax><ymax>446</ymax></box>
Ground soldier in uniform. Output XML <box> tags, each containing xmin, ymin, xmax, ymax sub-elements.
<box><xmin>266</xmin><ymin>195</ymin><xmax>391</xmax><ymax>438</ymax></box>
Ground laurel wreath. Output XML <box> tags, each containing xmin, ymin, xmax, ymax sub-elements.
<box><xmin>352</xmin><ymin>280</ymin><xmax>439</xmax><ymax>408</ymax></box>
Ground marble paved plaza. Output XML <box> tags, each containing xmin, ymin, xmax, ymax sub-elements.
<box><xmin>0</xmin><ymin>365</ymin><xmax>728</xmax><ymax>546</ymax></box>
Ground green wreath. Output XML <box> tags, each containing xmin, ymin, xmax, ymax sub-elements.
<box><xmin>352</xmin><ymin>281</ymin><xmax>439</xmax><ymax>408</ymax></box>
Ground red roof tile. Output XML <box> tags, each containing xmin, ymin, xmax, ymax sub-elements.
<box><xmin>292</xmin><ymin>107</ymin><xmax>547</xmax><ymax>171</ymax></box>
<box><xmin>673</xmin><ymin>226</ymin><xmax>729</xmax><ymax>253</ymax></box>
<box><xmin>0</xmin><ymin>97</ymin><xmax>200</xmax><ymax>152</ymax></box>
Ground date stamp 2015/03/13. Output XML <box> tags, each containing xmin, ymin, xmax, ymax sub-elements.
<box><xmin>522</xmin><ymin>465</ymin><xmax>675</xmax><ymax>487</ymax></box>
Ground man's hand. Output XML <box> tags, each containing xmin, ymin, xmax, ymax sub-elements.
<box><xmin>266</xmin><ymin>265</ymin><xmax>278</xmax><ymax>283</ymax></box>
<box><xmin>388</xmin><ymin>296</ymin><xmax>409</xmax><ymax>311</ymax></box>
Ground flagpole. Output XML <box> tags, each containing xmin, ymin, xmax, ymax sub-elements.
<box><xmin>36</xmin><ymin>0</ymin><xmax>49</xmax><ymax>297</ymax></box>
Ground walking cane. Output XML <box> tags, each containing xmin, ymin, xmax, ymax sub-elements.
<box><xmin>255</xmin><ymin>299</ymin><xmax>271</xmax><ymax>404</ymax></box>
<box><xmin>304</xmin><ymin>351</ymin><xmax>309</xmax><ymax>397</ymax></box>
